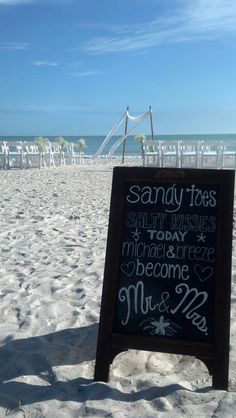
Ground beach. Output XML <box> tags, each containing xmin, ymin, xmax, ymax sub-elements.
<box><xmin>0</xmin><ymin>160</ymin><xmax>236</xmax><ymax>417</ymax></box>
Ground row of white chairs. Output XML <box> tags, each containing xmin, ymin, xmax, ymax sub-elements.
<box><xmin>1</xmin><ymin>138</ymin><xmax>236</xmax><ymax>170</ymax></box>
<box><xmin>0</xmin><ymin>140</ymin><xmax>85</xmax><ymax>170</ymax></box>
<box><xmin>143</xmin><ymin>139</ymin><xmax>236</xmax><ymax>170</ymax></box>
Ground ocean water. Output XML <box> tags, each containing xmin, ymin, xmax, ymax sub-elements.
<box><xmin>1</xmin><ymin>134</ymin><xmax>236</xmax><ymax>157</ymax></box>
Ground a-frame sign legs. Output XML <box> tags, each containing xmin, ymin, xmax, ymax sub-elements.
<box><xmin>95</xmin><ymin>343</ymin><xmax>230</xmax><ymax>390</ymax></box>
<box><xmin>95</xmin><ymin>346</ymin><xmax>229</xmax><ymax>390</ymax></box>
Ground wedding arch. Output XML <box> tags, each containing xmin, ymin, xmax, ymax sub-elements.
<box><xmin>93</xmin><ymin>106</ymin><xmax>154</xmax><ymax>161</ymax></box>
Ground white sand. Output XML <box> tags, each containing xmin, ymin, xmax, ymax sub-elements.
<box><xmin>0</xmin><ymin>160</ymin><xmax>236</xmax><ymax>417</ymax></box>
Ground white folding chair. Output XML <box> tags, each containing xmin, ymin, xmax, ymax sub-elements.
<box><xmin>23</xmin><ymin>141</ymin><xmax>41</xmax><ymax>168</ymax></box>
<box><xmin>200</xmin><ymin>140</ymin><xmax>222</xmax><ymax>169</ymax></box>
<box><xmin>5</xmin><ymin>141</ymin><xmax>24</xmax><ymax>169</ymax></box>
<box><xmin>50</xmin><ymin>142</ymin><xmax>65</xmax><ymax>166</ymax></box>
<box><xmin>142</xmin><ymin>140</ymin><xmax>161</xmax><ymax>167</ymax></box>
<box><xmin>160</xmin><ymin>140</ymin><xmax>181</xmax><ymax>168</ymax></box>
<box><xmin>221</xmin><ymin>141</ymin><xmax>236</xmax><ymax>169</ymax></box>
<box><xmin>27</xmin><ymin>138</ymin><xmax>55</xmax><ymax>168</ymax></box>
<box><xmin>64</xmin><ymin>142</ymin><xmax>76</xmax><ymax>165</ymax></box>
<box><xmin>72</xmin><ymin>143</ymin><xmax>85</xmax><ymax>164</ymax></box>
<box><xmin>180</xmin><ymin>140</ymin><xmax>202</xmax><ymax>168</ymax></box>
<box><xmin>0</xmin><ymin>141</ymin><xmax>7</xmax><ymax>169</ymax></box>
<box><xmin>43</xmin><ymin>141</ymin><xmax>55</xmax><ymax>168</ymax></box>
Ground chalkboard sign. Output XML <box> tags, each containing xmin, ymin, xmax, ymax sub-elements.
<box><xmin>94</xmin><ymin>167</ymin><xmax>234</xmax><ymax>390</ymax></box>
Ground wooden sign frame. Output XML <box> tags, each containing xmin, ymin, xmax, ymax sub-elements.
<box><xmin>94</xmin><ymin>167</ymin><xmax>235</xmax><ymax>390</ymax></box>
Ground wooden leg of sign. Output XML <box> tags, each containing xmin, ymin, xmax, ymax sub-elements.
<box><xmin>212</xmin><ymin>358</ymin><xmax>229</xmax><ymax>391</ymax></box>
<box><xmin>212</xmin><ymin>372</ymin><xmax>229</xmax><ymax>390</ymax></box>
<box><xmin>197</xmin><ymin>356</ymin><xmax>228</xmax><ymax>390</ymax></box>
<box><xmin>94</xmin><ymin>347</ymin><xmax>111</xmax><ymax>382</ymax></box>
<box><xmin>94</xmin><ymin>344</ymin><xmax>127</xmax><ymax>382</ymax></box>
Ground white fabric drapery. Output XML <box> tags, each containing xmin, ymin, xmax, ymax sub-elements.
<box><xmin>126</xmin><ymin>110</ymin><xmax>150</xmax><ymax>122</ymax></box>
<box><xmin>93</xmin><ymin>112</ymin><xmax>126</xmax><ymax>159</ymax></box>
<box><xmin>93</xmin><ymin>110</ymin><xmax>151</xmax><ymax>158</ymax></box>
<box><xmin>108</xmin><ymin>111</ymin><xmax>150</xmax><ymax>157</ymax></box>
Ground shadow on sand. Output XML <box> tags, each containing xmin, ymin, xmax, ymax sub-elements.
<box><xmin>0</xmin><ymin>323</ymin><xmax>98</xmax><ymax>383</ymax></box>
<box><xmin>0</xmin><ymin>324</ymin><xmax>213</xmax><ymax>411</ymax></box>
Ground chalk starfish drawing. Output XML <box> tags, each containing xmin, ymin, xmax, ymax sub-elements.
<box><xmin>139</xmin><ymin>315</ymin><xmax>181</xmax><ymax>337</ymax></box>
<box><xmin>131</xmin><ymin>228</ymin><xmax>141</xmax><ymax>242</ymax></box>
<box><xmin>197</xmin><ymin>233</ymin><xmax>206</xmax><ymax>242</ymax></box>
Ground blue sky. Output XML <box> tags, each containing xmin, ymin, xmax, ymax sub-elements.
<box><xmin>0</xmin><ymin>0</ymin><xmax>236</xmax><ymax>136</ymax></box>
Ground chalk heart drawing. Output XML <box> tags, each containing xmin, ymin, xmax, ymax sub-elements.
<box><xmin>194</xmin><ymin>264</ymin><xmax>214</xmax><ymax>281</ymax></box>
<box><xmin>121</xmin><ymin>262</ymin><xmax>136</xmax><ymax>277</ymax></box>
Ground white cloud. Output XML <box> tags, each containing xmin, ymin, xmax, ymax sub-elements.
<box><xmin>0</xmin><ymin>41</ymin><xmax>29</xmax><ymax>50</ymax></box>
<box><xmin>0</xmin><ymin>104</ymin><xmax>87</xmax><ymax>113</ymax></box>
<box><xmin>82</xmin><ymin>0</ymin><xmax>236</xmax><ymax>54</ymax></box>
<box><xmin>33</xmin><ymin>60</ymin><xmax>59</xmax><ymax>67</ymax></box>
<box><xmin>67</xmin><ymin>70</ymin><xmax>101</xmax><ymax>77</ymax></box>
<box><xmin>0</xmin><ymin>0</ymin><xmax>72</xmax><ymax>4</ymax></box>
<box><xmin>0</xmin><ymin>0</ymin><xmax>37</xmax><ymax>4</ymax></box>
<box><xmin>185</xmin><ymin>0</ymin><xmax>236</xmax><ymax>33</ymax></box>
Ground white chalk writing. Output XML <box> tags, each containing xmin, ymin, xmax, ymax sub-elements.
<box><xmin>118</xmin><ymin>281</ymin><xmax>170</xmax><ymax>326</ymax></box>
<box><xmin>171</xmin><ymin>283</ymin><xmax>208</xmax><ymax>334</ymax></box>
